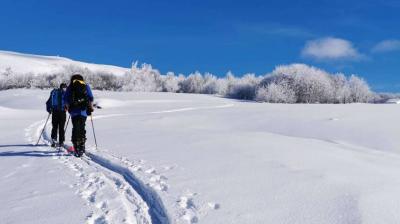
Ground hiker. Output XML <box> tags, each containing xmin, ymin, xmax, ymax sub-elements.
<box><xmin>63</xmin><ymin>74</ymin><xmax>94</xmax><ymax>157</ymax></box>
<box><xmin>46</xmin><ymin>83</ymin><xmax>67</xmax><ymax>147</ymax></box>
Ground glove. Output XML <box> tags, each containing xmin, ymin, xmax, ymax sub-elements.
<box><xmin>87</xmin><ymin>104</ymin><xmax>94</xmax><ymax>115</ymax></box>
<box><xmin>88</xmin><ymin>102</ymin><xmax>94</xmax><ymax>113</ymax></box>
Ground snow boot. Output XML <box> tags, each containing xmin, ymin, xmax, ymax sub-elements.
<box><xmin>51</xmin><ymin>139</ymin><xmax>57</xmax><ymax>147</ymax></box>
<box><xmin>74</xmin><ymin>139</ymin><xmax>85</xmax><ymax>157</ymax></box>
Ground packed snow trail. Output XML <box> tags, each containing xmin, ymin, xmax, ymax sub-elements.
<box><xmin>30</xmin><ymin>119</ymin><xmax>170</xmax><ymax>224</ymax></box>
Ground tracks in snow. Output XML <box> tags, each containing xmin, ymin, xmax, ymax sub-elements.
<box><xmin>86</xmin><ymin>152</ymin><xmax>169</xmax><ymax>224</ymax></box>
<box><xmin>27</xmin><ymin>120</ymin><xmax>170</xmax><ymax>224</ymax></box>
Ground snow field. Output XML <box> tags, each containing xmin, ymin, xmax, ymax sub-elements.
<box><xmin>3</xmin><ymin>89</ymin><xmax>400</xmax><ymax>224</ymax></box>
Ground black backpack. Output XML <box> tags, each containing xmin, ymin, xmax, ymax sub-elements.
<box><xmin>70</xmin><ymin>79</ymin><xmax>88</xmax><ymax>110</ymax></box>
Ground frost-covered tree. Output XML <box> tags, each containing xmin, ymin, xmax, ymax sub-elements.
<box><xmin>227</xmin><ymin>73</ymin><xmax>260</xmax><ymax>100</ymax></box>
<box><xmin>162</xmin><ymin>72</ymin><xmax>180</xmax><ymax>92</ymax></box>
<box><xmin>0</xmin><ymin>60</ymin><xmax>375</xmax><ymax>105</ymax></box>
<box><xmin>215</xmin><ymin>78</ymin><xmax>228</xmax><ymax>95</ymax></box>
<box><xmin>256</xmin><ymin>83</ymin><xmax>296</xmax><ymax>103</ymax></box>
<box><xmin>267</xmin><ymin>64</ymin><xmax>334</xmax><ymax>103</ymax></box>
<box><xmin>331</xmin><ymin>73</ymin><xmax>351</xmax><ymax>103</ymax></box>
<box><xmin>179</xmin><ymin>71</ymin><xmax>204</xmax><ymax>93</ymax></box>
<box><xmin>221</xmin><ymin>71</ymin><xmax>236</xmax><ymax>96</ymax></box>
<box><xmin>202</xmin><ymin>73</ymin><xmax>219</xmax><ymax>94</ymax></box>
<box><xmin>0</xmin><ymin>68</ymin><xmax>11</xmax><ymax>90</ymax></box>
<box><xmin>122</xmin><ymin>62</ymin><xmax>163</xmax><ymax>92</ymax></box>
<box><xmin>259</xmin><ymin>64</ymin><xmax>369</xmax><ymax>104</ymax></box>
<box><xmin>348</xmin><ymin>75</ymin><xmax>372</xmax><ymax>103</ymax></box>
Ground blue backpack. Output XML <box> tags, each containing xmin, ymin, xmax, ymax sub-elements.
<box><xmin>47</xmin><ymin>89</ymin><xmax>65</xmax><ymax>111</ymax></box>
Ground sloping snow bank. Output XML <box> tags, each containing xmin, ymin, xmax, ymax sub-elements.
<box><xmin>0</xmin><ymin>50</ymin><xmax>128</xmax><ymax>76</ymax></box>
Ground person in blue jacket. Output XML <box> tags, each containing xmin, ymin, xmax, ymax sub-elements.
<box><xmin>46</xmin><ymin>83</ymin><xmax>67</xmax><ymax>147</ymax></box>
<box><xmin>63</xmin><ymin>74</ymin><xmax>94</xmax><ymax>156</ymax></box>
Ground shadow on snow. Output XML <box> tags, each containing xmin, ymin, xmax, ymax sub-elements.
<box><xmin>0</xmin><ymin>143</ymin><xmax>47</xmax><ymax>148</ymax></box>
<box><xmin>0</xmin><ymin>145</ymin><xmax>70</xmax><ymax>158</ymax></box>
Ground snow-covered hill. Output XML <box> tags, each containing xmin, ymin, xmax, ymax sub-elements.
<box><xmin>2</xmin><ymin>89</ymin><xmax>400</xmax><ymax>223</ymax></box>
<box><xmin>0</xmin><ymin>50</ymin><xmax>129</xmax><ymax>76</ymax></box>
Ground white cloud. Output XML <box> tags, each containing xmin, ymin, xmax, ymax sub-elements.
<box><xmin>301</xmin><ymin>37</ymin><xmax>362</xmax><ymax>60</ymax></box>
<box><xmin>372</xmin><ymin>40</ymin><xmax>400</xmax><ymax>53</ymax></box>
<box><xmin>235</xmin><ymin>22</ymin><xmax>315</xmax><ymax>38</ymax></box>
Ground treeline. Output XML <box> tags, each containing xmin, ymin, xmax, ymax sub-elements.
<box><xmin>0</xmin><ymin>63</ymin><xmax>379</xmax><ymax>103</ymax></box>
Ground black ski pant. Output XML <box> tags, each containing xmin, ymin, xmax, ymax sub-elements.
<box><xmin>71</xmin><ymin>115</ymin><xmax>87</xmax><ymax>146</ymax></box>
<box><xmin>51</xmin><ymin>110</ymin><xmax>66</xmax><ymax>143</ymax></box>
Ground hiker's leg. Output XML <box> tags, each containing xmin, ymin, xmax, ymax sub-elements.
<box><xmin>51</xmin><ymin>112</ymin><xmax>58</xmax><ymax>141</ymax></box>
<box><xmin>58</xmin><ymin>111</ymin><xmax>66</xmax><ymax>143</ymax></box>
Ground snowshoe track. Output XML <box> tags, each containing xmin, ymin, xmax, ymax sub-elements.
<box><xmin>28</xmin><ymin>120</ymin><xmax>170</xmax><ymax>224</ymax></box>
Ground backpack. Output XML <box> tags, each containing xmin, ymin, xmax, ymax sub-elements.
<box><xmin>50</xmin><ymin>89</ymin><xmax>63</xmax><ymax>111</ymax></box>
<box><xmin>70</xmin><ymin>79</ymin><xmax>88</xmax><ymax>110</ymax></box>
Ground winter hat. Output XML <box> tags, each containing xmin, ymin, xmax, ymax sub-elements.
<box><xmin>70</xmin><ymin>74</ymin><xmax>84</xmax><ymax>85</ymax></box>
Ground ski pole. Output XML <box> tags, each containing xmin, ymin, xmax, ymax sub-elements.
<box><xmin>90</xmin><ymin>114</ymin><xmax>98</xmax><ymax>150</ymax></box>
<box><xmin>64</xmin><ymin>115</ymin><xmax>70</xmax><ymax>133</ymax></box>
<box><xmin>36</xmin><ymin>113</ymin><xmax>51</xmax><ymax>145</ymax></box>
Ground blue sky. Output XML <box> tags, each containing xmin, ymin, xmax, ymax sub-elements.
<box><xmin>1</xmin><ymin>0</ymin><xmax>400</xmax><ymax>92</ymax></box>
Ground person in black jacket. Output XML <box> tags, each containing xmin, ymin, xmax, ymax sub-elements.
<box><xmin>63</xmin><ymin>75</ymin><xmax>94</xmax><ymax>156</ymax></box>
<box><xmin>46</xmin><ymin>83</ymin><xmax>67</xmax><ymax>147</ymax></box>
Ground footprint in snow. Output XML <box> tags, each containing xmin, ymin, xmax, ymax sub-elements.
<box><xmin>96</xmin><ymin>201</ymin><xmax>108</xmax><ymax>211</ymax></box>
<box><xmin>182</xmin><ymin>211</ymin><xmax>198</xmax><ymax>224</ymax></box>
<box><xmin>178</xmin><ymin>196</ymin><xmax>196</xmax><ymax>209</ymax></box>
<box><xmin>145</xmin><ymin>168</ymin><xmax>156</xmax><ymax>174</ymax></box>
<box><xmin>87</xmin><ymin>214</ymin><xmax>107</xmax><ymax>224</ymax></box>
<box><xmin>150</xmin><ymin>182</ymin><xmax>168</xmax><ymax>192</ymax></box>
<box><xmin>207</xmin><ymin>202</ymin><xmax>220</xmax><ymax>210</ymax></box>
<box><xmin>130</xmin><ymin>165</ymin><xmax>142</xmax><ymax>172</ymax></box>
<box><xmin>150</xmin><ymin>175</ymin><xmax>167</xmax><ymax>182</ymax></box>
<box><xmin>163</xmin><ymin>165</ymin><xmax>177</xmax><ymax>171</ymax></box>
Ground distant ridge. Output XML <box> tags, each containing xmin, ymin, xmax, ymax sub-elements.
<box><xmin>0</xmin><ymin>50</ymin><xmax>129</xmax><ymax>76</ymax></box>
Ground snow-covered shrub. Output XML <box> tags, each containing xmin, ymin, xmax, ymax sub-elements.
<box><xmin>256</xmin><ymin>83</ymin><xmax>296</xmax><ymax>103</ymax></box>
<box><xmin>0</xmin><ymin>59</ymin><xmax>376</xmax><ymax>104</ymax></box>
<box><xmin>179</xmin><ymin>71</ymin><xmax>204</xmax><ymax>93</ymax></box>
<box><xmin>221</xmin><ymin>71</ymin><xmax>236</xmax><ymax>96</ymax></box>
<box><xmin>215</xmin><ymin>78</ymin><xmax>228</xmax><ymax>95</ymax></box>
<box><xmin>122</xmin><ymin>62</ymin><xmax>163</xmax><ymax>92</ymax></box>
<box><xmin>372</xmin><ymin>92</ymin><xmax>400</xmax><ymax>104</ymax></box>
<box><xmin>0</xmin><ymin>68</ymin><xmax>11</xmax><ymax>90</ymax></box>
<box><xmin>202</xmin><ymin>73</ymin><xmax>219</xmax><ymax>94</ymax></box>
<box><xmin>3</xmin><ymin>73</ymin><xmax>34</xmax><ymax>89</ymax></box>
<box><xmin>258</xmin><ymin>64</ymin><xmax>374</xmax><ymax>104</ymax></box>
<box><xmin>263</xmin><ymin>64</ymin><xmax>334</xmax><ymax>103</ymax></box>
<box><xmin>227</xmin><ymin>74</ymin><xmax>260</xmax><ymax>100</ymax></box>
<box><xmin>177</xmin><ymin>72</ymin><xmax>229</xmax><ymax>95</ymax></box>
<box><xmin>162</xmin><ymin>72</ymin><xmax>180</xmax><ymax>92</ymax></box>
